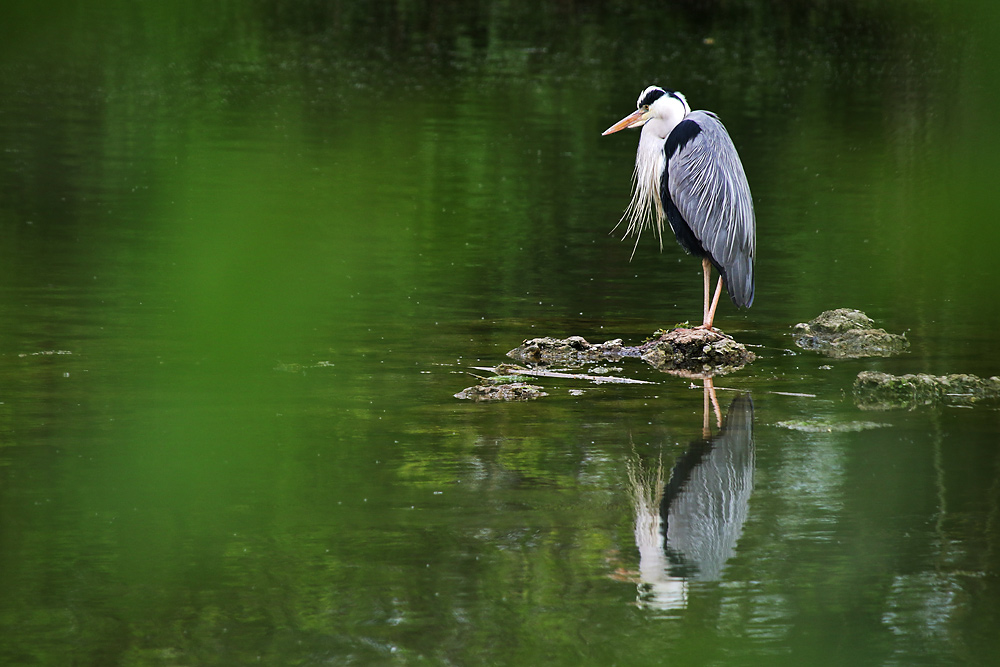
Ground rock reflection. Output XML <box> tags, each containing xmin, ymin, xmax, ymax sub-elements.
<box><xmin>626</xmin><ymin>380</ymin><xmax>755</xmax><ymax>611</ymax></box>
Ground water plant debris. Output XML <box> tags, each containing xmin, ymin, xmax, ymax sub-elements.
<box><xmin>471</xmin><ymin>364</ymin><xmax>654</xmax><ymax>385</ymax></box>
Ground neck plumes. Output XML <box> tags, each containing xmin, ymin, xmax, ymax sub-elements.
<box><xmin>619</xmin><ymin>116</ymin><xmax>680</xmax><ymax>256</ymax></box>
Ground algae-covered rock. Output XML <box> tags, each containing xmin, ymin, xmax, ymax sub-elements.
<box><xmin>854</xmin><ymin>371</ymin><xmax>1000</xmax><ymax>410</ymax></box>
<box><xmin>506</xmin><ymin>336</ymin><xmax>628</xmax><ymax>366</ymax></box>
<box><xmin>636</xmin><ymin>328</ymin><xmax>754</xmax><ymax>375</ymax></box>
<box><xmin>776</xmin><ymin>419</ymin><xmax>891</xmax><ymax>432</ymax></box>
<box><xmin>794</xmin><ymin>309</ymin><xmax>908</xmax><ymax>358</ymax></box>
<box><xmin>454</xmin><ymin>378</ymin><xmax>548</xmax><ymax>401</ymax></box>
<box><xmin>799</xmin><ymin>308</ymin><xmax>875</xmax><ymax>334</ymax></box>
<box><xmin>506</xmin><ymin>329</ymin><xmax>753</xmax><ymax>376</ymax></box>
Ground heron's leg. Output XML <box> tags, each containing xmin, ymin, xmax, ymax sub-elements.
<box><xmin>705</xmin><ymin>276</ymin><xmax>724</xmax><ymax>329</ymax></box>
<box><xmin>700</xmin><ymin>258</ymin><xmax>711</xmax><ymax>327</ymax></box>
<box><xmin>701</xmin><ymin>377</ymin><xmax>722</xmax><ymax>436</ymax></box>
<box><xmin>708</xmin><ymin>376</ymin><xmax>722</xmax><ymax>429</ymax></box>
<box><xmin>702</xmin><ymin>379</ymin><xmax>711</xmax><ymax>437</ymax></box>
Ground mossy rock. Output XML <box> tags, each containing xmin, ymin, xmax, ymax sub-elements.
<box><xmin>454</xmin><ymin>381</ymin><xmax>548</xmax><ymax>401</ymax></box>
<box><xmin>794</xmin><ymin>309</ymin><xmax>908</xmax><ymax>358</ymax></box>
<box><xmin>636</xmin><ymin>328</ymin><xmax>754</xmax><ymax>375</ymax></box>
<box><xmin>506</xmin><ymin>336</ymin><xmax>628</xmax><ymax>366</ymax></box>
<box><xmin>506</xmin><ymin>329</ymin><xmax>753</xmax><ymax>376</ymax></box>
<box><xmin>776</xmin><ymin>419</ymin><xmax>890</xmax><ymax>432</ymax></box>
<box><xmin>854</xmin><ymin>371</ymin><xmax>1000</xmax><ymax>410</ymax></box>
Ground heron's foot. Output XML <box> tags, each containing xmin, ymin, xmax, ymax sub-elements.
<box><xmin>693</xmin><ymin>323</ymin><xmax>719</xmax><ymax>332</ymax></box>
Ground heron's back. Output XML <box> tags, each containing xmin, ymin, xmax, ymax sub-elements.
<box><xmin>661</xmin><ymin>111</ymin><xmax>755</xmax><ymax>308</ymax></box>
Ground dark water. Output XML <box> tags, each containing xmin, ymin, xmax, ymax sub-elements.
<box><xmin>2</xmin><ymin>2</ymin><xmax>1000</xmax><ymax>665</ymax></box>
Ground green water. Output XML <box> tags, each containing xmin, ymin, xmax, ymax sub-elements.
<box><xmin>2</xmin><ymin>2</ymin><xmax>1000</xmax><ymax>665</ymax></box>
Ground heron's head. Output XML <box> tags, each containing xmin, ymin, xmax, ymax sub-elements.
<box><xmin>602</xmin><ymin>86</ymin><xmax>690</xmax><ymax>138</ymax></box>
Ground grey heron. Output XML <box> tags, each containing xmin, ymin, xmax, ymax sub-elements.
<box><xmin>603</xmin><ymin>86</ymin><xmax>755</xmax><ymax>330</ymax></box>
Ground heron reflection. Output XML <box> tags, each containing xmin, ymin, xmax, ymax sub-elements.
<box><xmin>626</xmin><ymin>380</ymin><xmax>755</xmax><ymax>611</ymax></box>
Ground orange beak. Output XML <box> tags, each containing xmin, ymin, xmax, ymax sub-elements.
<box><xmin>602</xmin><ymin>109</ymin><xmax>648</xmax><ymax>136</ymax></box>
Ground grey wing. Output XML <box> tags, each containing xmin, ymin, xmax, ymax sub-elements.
<box><xmin>665</xmin><ymin>111</ymin><xmax>756</xmax><ymax>308</ymax></box>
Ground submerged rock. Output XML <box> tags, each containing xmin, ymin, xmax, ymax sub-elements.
<box><xmin>854</xmin><ymin>371</ymin><xmax>1000</xmax><ymax>410</ymax></box>
<box><xmin>506</xmin><ymin>329</ymin><xmax>754</xmax><ymax>377</ymax></box>
<box><xmin>794</xmin><ymin>309</ymin><xmax>908</xmax><ymax>358</ymax></box>
<box><xmin>776</xmin><ymin>419</ymin><xmax>891</xmax><ymax>432</ymax></box>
